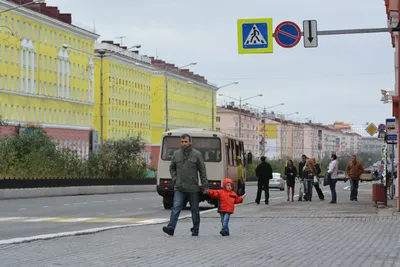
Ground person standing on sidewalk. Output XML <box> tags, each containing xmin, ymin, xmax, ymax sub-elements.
<box><xmin>303</xmin><ymin>159</ymin><xmax>316</xmax><ymax>201</ymax></box>
<box><xmin>255</xmin><ymin>156</ymin><xmax>273</xmax><ymax>204</ymax></box>
<box><xmin>284</xmin><ymin>160</ymin><xmax>297</xmax><ymax>202</ymax></box>
<box><xmin>345</xmin><ymin>155</ymin><xmax>364</xmax><ymax>201</ymax></box>
<box><xmin>162</xmin><ymin>133</ymin><xmax>209</xmax><ymax>237</ymax></box>
<box><xmin>327</xmin><ymin>154</ymin><xmax>339</xmax><ymax>204</ymax></box>
<box><xmin>298</xmin><ymin>155</ymin><xmax>307</xmax><ymax>201</ymax></box>
<box><xmin>310</xmin><ymin>158</ymin><xmax>325</xmax><ymax>201</ymax></box>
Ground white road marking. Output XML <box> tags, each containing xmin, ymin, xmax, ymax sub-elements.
<box><xmin>18</xmin><ymin>208</ymin><xmax>26</xmax><ymax>211</ymax></box>
<box><xmin>106</xmin><ymin>200</ymin><xmax>117</xmax><ymax>202</ymax></box>
<box><xmin>74</xmin><ymin>202</ymin><xmax>88</xmax><ymax>205</ymax></box>
<box><xmin>91</xmin><ymin>201</ymin><xmax>104</xmax><ymax>204</ymax></box>
<box><xmin>133</xmin><ymin>198</ymin><xmax>141</xmax><ymax>200</ymax></box>
<box><xmin>42</xmin><ymin>206</ymin><xmax>50</xmax><ymax>208</ymax></box>
<box><xmin>0</xmin><ymin>217</ymin><xmax>24</xmax><ymax>222</ymax></box>
<box><xmin>121</xmin><ymin>198</ymin><xmax>133</xmax><ymax>201</ymax></box>
<box><xmin>23</xmin><ymin>217</ymin><xmax>60</xmax><ymax>222</ymax></box>
<box><xmin>63</xmin><ymin>204</ymin><xmax>70</xmax><ymax>206</ymax></box>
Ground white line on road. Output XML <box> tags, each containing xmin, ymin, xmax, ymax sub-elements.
<box><xmin>106</xmin><ymin>200</ymin><xmax>117</xmax><ymax>202</ymax></box>
<box><xmin>74</xmin><ymin>202</ymin><xmax>88</xmax><ymax>205</ymax></box>
<box><xmin>18</xmin><ymin>208</ymin><xmax>26</xmax><ymax>211</ymax></box>
<box><xmin>91</xmin><ymin>201</ymin><xmax>104</xmax><ymax>204</ymax></box>
<box><xmin>0</xmin><ymin>217</ymin><xmax>24</xmax><ymax>222</ymax></box>
<box><xmin>23</xmin><ymin>217</ymin><xmax>60</xmax><ymax>222</ymax></box>
<box><xmin>63</xmin><ymin>204</ymin><xmax>70</xmax><ymax>206</ymax></box>
<box><xmin>42</xmin><ymin>206</ymin><xmax>50</xmax><ymax>208</ymax></box>
<box><xmin>121</xmin><ymin>198</ymin><xmax>133</xmax><ymax>201</ymax></box>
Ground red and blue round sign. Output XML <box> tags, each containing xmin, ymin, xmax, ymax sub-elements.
<box><xmin>274</xmin><ymin>21</ymin><xmax>302</xmax><ymax>48</ymax></box>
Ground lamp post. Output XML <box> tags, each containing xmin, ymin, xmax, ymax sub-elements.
<box><xmin>164</xmin><ymin>62</ymin><xmax>197</xmax><ymax>131</ymax></box>
<box><xmin>0</xmin><ymin>0</ymin><xmax>45</xmax><ymax>14</ymax></box>
<box><xmin>62</xmin><ymin>44</ymin><xmax>141</xmax><ymax>145</ymax></box>
<box><xmin>218</xmin><ymin>93</ymin><xmax>263</xmax><ymax>138</ymax></box>
<box><xmin>212</xmin><ymin>81</ymin><xmax>238</xmax><ymax>130</ymax></box>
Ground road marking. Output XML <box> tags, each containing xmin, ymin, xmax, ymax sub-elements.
<box><xmin>73</xmin><ymin>202</ymin><xmax>88</xmax><ymax>205</ymax></box>
<box><xmin>121</xmin><ymin>198</ymin><xmax>132</xmax><ymax>201</ymax></box>
<box><xmin>0</xmin><ymin>217</ymin><xmax>24</xmax><ymax>222</ymax></box>
<box><xmin>18</xmin><ymin>208</ymin><xmax>26</xmax><ymax>211</ymax></box>
<box><xmin>42</xmin><ymin>206</ymin><xmax>50</xmax><ymax>208</ymax></box>
<box><xmin>106</xmin><ymin>200</ymin><xmax>117</xmax><ymax>202</ymax></box>
<box><xmin>91</xmin><ymin>201</ymin><xmax>104</xmax><ymax>204</ymax></box>
<box><xmin>0</xmin><ymin>217</ymin><xmax>156</xmax><ymax>224</ymax></box>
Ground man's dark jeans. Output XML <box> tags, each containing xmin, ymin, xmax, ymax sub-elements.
<box><xmin>350</xmin><ymin>179</ymin><xmax>359</xmax><ymax>200</ymax></box>
<box><xmin>256</xmin><ymin>181</ymin><xmax>269</xmax><ymax>203</ymax></box>
<box><xmin>167</xmin><ymin>191</ymin><xmax>200</xmax><ymax>233</ymax></box>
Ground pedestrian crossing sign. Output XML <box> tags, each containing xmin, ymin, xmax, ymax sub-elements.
<box><xmin>237</xmin><ymin>18</ymin><xmax>274</xmax><ymax>54</ymax></box>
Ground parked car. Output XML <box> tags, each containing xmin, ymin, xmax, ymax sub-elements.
<box><xmin>270</xmin><ymin>172</ymin><xmax>285</xmax><ymax>191</ymax></box>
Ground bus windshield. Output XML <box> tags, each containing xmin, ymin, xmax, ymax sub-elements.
<box><xmin>161</xmin><ymin>136</ymin><xmax>221</xmax><ymax>162</ymax></box>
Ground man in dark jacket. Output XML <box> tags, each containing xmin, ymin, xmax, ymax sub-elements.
<box><xmin>255</xmin><ymin>156</ymin><xmax>273</xmax><ymax>204</ymax></box>
<box><xmin>163</xmin><ymin>133</ymin><xmax>209</xmax><ymax>237</ymax></box>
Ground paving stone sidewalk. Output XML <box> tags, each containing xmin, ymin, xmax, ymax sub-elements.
<box><xmin>1</xmin><ymin>188</ymin><xmax>400</xmax><ymax>267</ymax></box>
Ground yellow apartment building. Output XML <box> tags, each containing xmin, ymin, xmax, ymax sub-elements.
<box><xmin>150</xmin><ymin>58</ymin><xmax>217</xmax><ymax>167</ymax></box>
<box><xmin>93</xmin><ymin>41</ymin><xmax>154</xmax><ymax>163</ymax></box>
<box><xmin>0</xmin><ymin>0</ymin><xmax>99</xmax><ymax>158</ymax></box>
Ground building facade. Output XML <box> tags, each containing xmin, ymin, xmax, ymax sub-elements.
<box><xmin>216</xmin><ymin>105</ymin><xmax>259</xmax><ymax>157</ymax></box>
<box><xmin>0</xmin><ymin>0</ymin><xmax>99</xmax><ymax>158</ymax></box>
<box><xmin>149</xmin><ymin>58</ymin><xmax>217</xmax><ymax>167</ymax></box>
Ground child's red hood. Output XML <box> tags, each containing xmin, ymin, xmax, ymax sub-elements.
<box><xmin>222</xmin><ymin>178</ymin><xmax>233</xmax><ymax>191</ymax></box>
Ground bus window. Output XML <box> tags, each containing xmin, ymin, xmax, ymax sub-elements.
<box><xmin>161</xmin><ymin>136</ymin><xmax>222</xmax><ymax>162</ymax></box>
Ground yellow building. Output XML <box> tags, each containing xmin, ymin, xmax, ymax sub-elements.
<box><xmin>150</xmin><ymin>58</ymin><xmax>217</xmax><ymax>167</ymax></box>
<box><xmin>93</xmin><ymin>41</ymin><xmax>154</xmax><ymax>145</ymax></box>
<box><xmin>0</xmin><ymin>0</ymin><xmax>99</xmax><ymax>158</ymax></box>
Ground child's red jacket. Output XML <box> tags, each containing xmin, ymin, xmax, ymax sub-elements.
<box><xmin>208</xmin><ymin>178</ymin><xmax>243</xmax><ymax>213</ymax></box>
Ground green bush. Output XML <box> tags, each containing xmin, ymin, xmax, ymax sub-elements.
<box><xmin>0</xmin><ymin>126</ymin><xmax>147</xmax><ymax>179</ymax></box>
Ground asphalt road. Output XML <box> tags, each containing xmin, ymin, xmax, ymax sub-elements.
<box><xmin>0</xmin><ymin>183</ymin><xmax>287</xmax><ymax>240</ymax></box>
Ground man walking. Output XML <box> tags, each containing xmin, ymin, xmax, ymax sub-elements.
<box><xmin>163</xmin><ymin>133</ymin><xmax>209</xmax><ymax>236</ymax></box>
<box><xmin>255</xmin><ymin>156</ymin><xmax>273</xmax><ymax>204</ymax></box>
<box><xmin>345</xmin><ymin>155</ymin><xmax>364</xmax><ymax>201</ymax></box>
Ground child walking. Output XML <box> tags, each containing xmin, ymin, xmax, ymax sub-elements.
<box><xmin>207</xmin><ymin>178</ymin><xmax>245</xmax><ymax>236</ymax></box>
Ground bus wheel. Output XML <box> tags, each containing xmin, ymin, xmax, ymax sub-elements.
<box><xmin>163</xmin><ymin>203</ymin><xmax>172</xmax><ymax>209</ymax></box>
<box><xmin>163</xmin><ymin>196</ymin><xmax>173</xmax><ymax>210</ymax></box>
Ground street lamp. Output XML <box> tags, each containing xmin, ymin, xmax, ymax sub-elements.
<box><xmin>286</xmin><ymin>112</ymin><xmax>299</xmax><ymax>118</ymax></box>
<box><xmin>0</xmin><ymin>0</ymin><xmax>45</xmax><ymax>14</ymax></box>
<box><xmin>63</xmin><ymin>44</ymin><xmax>141</xmax><ymax>145</ymax></box>
<box><xmin>164</xmin><ymin>62</ymin><xmax>197</xmax><ymax>131</ymax></box>
<box><xmin>218</xmin><ymin>93</ymin><xmax>262</xmax><ymax>138</ymax></box>
<box><xmin>212</xmin><ymin>81</ymin><xmax>238</xmax><ymax>130</ymax></box>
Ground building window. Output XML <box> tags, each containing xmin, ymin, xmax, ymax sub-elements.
<box><xmin>216</xmin><ymin>116</ymin><xmax>220</xmax><ymax>122</ymax></box>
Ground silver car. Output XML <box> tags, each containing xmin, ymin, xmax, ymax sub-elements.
<box><xmin>270</xmin><ymin>172</ymin><xmax>285</xmax><ymax>191</ymax></box>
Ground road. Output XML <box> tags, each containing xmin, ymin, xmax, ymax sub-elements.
<box><xmin>0</xmin><ymin>183</ymin><xmax>288</xmax><ymax>240</ymax></box>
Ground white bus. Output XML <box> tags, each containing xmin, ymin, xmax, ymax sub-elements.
<box><xmin>156</xmin><ymin>128</ymin><xmax>252</xmax><ymax>209</ymax></box>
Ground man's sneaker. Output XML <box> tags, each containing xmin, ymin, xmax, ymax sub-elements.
<box><xmin>190</xmin><ymin>228</ymin><xmax>198</xmax><ymax>236</ymax></box>
<box><xmin>162</xmin><ymin>226</ymin><xmax>174</xmax><ymax>236</ymax></box>
<box><xmin>219</xmin><ymin>230</ymin><xmax>229</xmax><ymax>236</ymax></box>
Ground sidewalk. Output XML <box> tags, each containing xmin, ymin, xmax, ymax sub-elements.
<box><xmin>0</xmin><ymin>188</ymin><xmax>400</xmax><ymax>267</ymax></box>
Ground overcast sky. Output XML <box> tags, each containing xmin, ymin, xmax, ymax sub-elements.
<box><xmin>48</xmin><ymin>0</ymin><xmax>394</xmax><ymax>126</ymax></box>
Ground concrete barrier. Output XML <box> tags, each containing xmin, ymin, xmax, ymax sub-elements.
<box><xmin>0</xmin><ymin>185</ymin><xmax>156</xmax><ymax>200</ymax></box>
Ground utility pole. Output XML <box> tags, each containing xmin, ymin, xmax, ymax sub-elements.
<box><xmin>98</xmin><ymin>51</ymin><xmax>106</xmax><ymax>145</ymax></box>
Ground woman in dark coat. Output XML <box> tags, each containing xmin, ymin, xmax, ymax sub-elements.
<box><xmin>285</xmin><ymin>160</ymin><xmax>297</xmax><ymax>202</ymax></box>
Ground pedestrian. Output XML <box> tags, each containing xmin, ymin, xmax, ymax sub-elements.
<box><xmin>303</xmin><ymin>159</ymin><xmax>316</xmax><ymax>201</ymax></box>
<box><xmin>327</xmin><ymin>154</ymin><xmax>339</xmax><ymax>204</ymax></box>
<box><xmin>345</xmin><ymin>155</ymin><xmax>364</xmax><ymax>201</ymax></box>
<box><xmin>284</xmin><ymin>160</ymin><xmax>297</xmax><ymax>202</ymax></box>
<box><xmin>162</xmin><ymin>133</ymin><xmax>209</xmax><ymax>236</ymax></box>
<box><xmin>236</xmin><ymin>156</ymin><xmax>245</xmax><ymax>195</ymax></box>
<box><xmin>298</xmin><ymin>155</ymin><xmax>308</xmax><ymax>201</ymax></box>
<box><xmin>310</xmin><ymin>158</ymin><xmax>325</xmax><ymax>201</ymax></box>
<box><xmin>208</xmin><ymin>178</ymin><xmax>245</xmax><ymax>236</ymax></box>
<box><xmin>255</xmin><ymin>156</ymin><xmax>273</xmax><ymax>205</ymax></box>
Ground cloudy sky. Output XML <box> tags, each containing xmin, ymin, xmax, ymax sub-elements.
<box><xmin>48</xmin><ymin>0</ymin><xmax>393</xmax><ymax>126</ymax></box>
